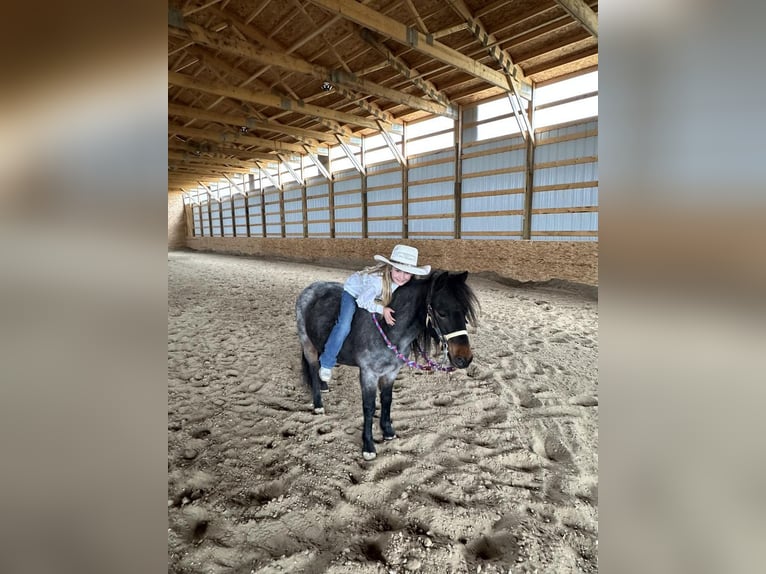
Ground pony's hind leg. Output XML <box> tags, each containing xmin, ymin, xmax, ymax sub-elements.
<box><xmin>296</xmin><ymin>292</ymin><xmax>325</xmax><ymax>413</ymax></box>
<box><xmin>299</xmin><ymin>340</ymin><xmax>325</xmax><ymax>414</ymax></box>
<box><xmin>379</xmin><ymin>373</ymin><xmax>397</xmax><ymax>441</ymax></box>
<box><xmin>360</xmin><ymin>371</ymin><xmax>378</xmax><ymax>460</ymax></box>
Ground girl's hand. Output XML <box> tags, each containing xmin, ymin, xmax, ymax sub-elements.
<box><xmin>383</xmin><ymin>306</ymin><xmax>396</xmax><ymax>326</ymax></box>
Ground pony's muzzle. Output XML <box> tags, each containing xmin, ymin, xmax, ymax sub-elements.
<box><xmin>448</xmin><ymin>340</ymin><xmax>473</xmax><ymax>369</ymax></box>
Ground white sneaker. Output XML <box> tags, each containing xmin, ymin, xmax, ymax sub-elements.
<box><xmin>318</xmin><ymin>367</ymin><xmax>332</xmax><ymax>383</ymax></box>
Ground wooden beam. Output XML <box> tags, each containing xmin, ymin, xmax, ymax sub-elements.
<box><xmin>169</xmin><ymin>15</ymin><xmax>450</xmax><ymax>120</ymax></box>
<box><xmin>444</xmin><ymin>0</ymin><xmax>533</xmax><ymax>104</ymax></box>
<box><xmin>359</xmin><ymin>28</ymin><xmax>453</xmax><ymax>109</ymax></box>
<box><xmin>432</xmin><ymin>22</ymin><xmax>468</xmax><ymax>40</ymax></box>
<box><xmin>257</xmin><ymin>164</ymin><xmax>282</xmax><ymax>191</ymax></box>
<box><xmin>169</xmin><ymin>71</ymin><xmax>383</xmax><ymax>131</ymax></box>
<box><xmin>169</xmin><ymin>161</ymin><xmax>254</xmax><ymax>175</ymax></box>
<box><xmin>168</xmin><ymin>121</ymin><xmax>307</xmax><ymax>154</ymax></box>
<box><xmin>307</xmin><ymin>0</ymin><xmax>531</xmax><ymax>96</ymax></box>
<box><xmin>169</xmin><ymin>151</ymin><xmax>262</xmax><ymax>171</ymax></box>
<box><xmin>554</xmin><ymin>0</ymin><xmax>598</xmax><ymax>39</ymax></box>
<box><xmin>169</xmin><ymin>139</ymin><xmax>282</xmax><ymax>163</ymax></box>
<box><xmin>169</xmin><ymin>103</ymin><xmax>336</xmax><ymax>144</ymax></box>
<box><xmin>304</xmin><ymin>147</ymin><xmax>332</xmax><ymax>180</ymax></box>
<box><xmin>402</xmin><ymin>0</ymin><xmax>428</xmax><ymax>34</ymax></box>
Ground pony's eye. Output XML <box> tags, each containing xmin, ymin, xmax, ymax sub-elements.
<box><xmin>436</xmin><ymin>309</ymin><xmax>446</xmax><ymax>318</ymax></box>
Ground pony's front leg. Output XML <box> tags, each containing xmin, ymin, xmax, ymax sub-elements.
<box><xmin>360</xmin><ymin>371</ymin><xmax>378</xmax><ymax>460</ymax></box>
<box><xmin>379</xmin><ymin>373</ymin><xmax>397</xmax><ymax>441</ymax></box>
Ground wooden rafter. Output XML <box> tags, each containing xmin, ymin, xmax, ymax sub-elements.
<box><xmin>169</xmin><ymin>103</ymin><xmax>338</xmax><ymax>144</ymax></box>
<box><xmin>169</xmin><ymin>140</ymin><xmax>281</xmax><ymax>163</ymax></box>
<box><xmin>444</xmin><ymin>0</ymin><xmax>532</xmax><ymax>140</ymax></box>
<box><xmin>169</xmin><ymin>14</ymin><xmax>452</xmax><ymax>120</ymax></box>
<box><xmin>169</xmin><ymin>151</ymin><xmax>263</xmax><ymax>170</ymax></box>
<box><xmin>182</xmin><ymin>46</ymin><xmax>353</xmax><ymax>141</ymax></box>
<box><xmin>169</xmin><ymin>72</ymin><xmax>384</xmax><ymax>131</ymax></box>
<box><xmin>554</xmin><ymin>0</ymin><xmax>598</xmax><ymax>39</ymax></box>
<box><xmin>307</xmin><ymin>0</ymin><xmax>532</xmax><ymax>96</ymax></box>
<box><xmin>358</xmin><ymin>28</ymin><xmax>452</xmax><ymax>108</ymax></box>
<box><xmin>169</xmin><ymin>122</ymin><xmax>309</xmax><ymax>154</ymax></box>
<box><xmin>402</xmin><ymin>0</ymin><xmax>428</xmax><ymax>34</ymax></box>
<box><xmin>444</xmin><ymin>0</ymin><xmax>532</xmax><ymax>98</ymax></box>
<box><xmin>167</xmin><ymin>0</ymin><xmax>598</xmax><ymax>196</ymax></box>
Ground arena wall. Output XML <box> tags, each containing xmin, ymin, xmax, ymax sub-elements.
<box><xmin>183</xmin><ymin>236</ymin><xmax>598</xmax><ymax>286</ymax></box>
<box><xmin>168</xmin><ymin>191</ymin><xmax>186</xmax><ymax>249</ymax></box>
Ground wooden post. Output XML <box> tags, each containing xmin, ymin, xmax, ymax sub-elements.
<box><xmin>454</xmin><ymin>105</ymin><xmax>463</xmax><ymax>239</ymax></box>
<box><xmin>245</xmin><ymin>173</ymin><xmax>254</xmax><ymax>237</ymax></box>
<box><xmin>231</xmin><ymin>193</ymin><xmax>237</xmax><ymax>237</ymax></box>
<box><xmin>361</xmin><ymin>171</ymin><xmax>368</xmax><ymax>239</ymax></box>
<box><xmin>207</xmin><ymin>193</ymin><xmax>214</xmax><ymax>237</ymax></box>
<box><xmin>217</xmin><ymin>183</ymin><xmax>225</xmax><ymax>236</ymax></box>
<box><xmin>259</xmin><ymin>171</ymin><xmax>267</xmax><ymax>237</ymax></box>
<box><xmin>522</xmin><ymin>86</ymin><xmax>536</xmax><ymax>240</ymax></box>
<box><xmin>278</xmin><ymin>167</ymin><xmax>286</xmax><ymax>238</ymax></box>
<box><xmin>361</xmin><ymin>138</ymin><xmax>368</xmax><ymax>238</ymax></box>
<box><xmin>301</xmin><ymin>157</ymin><xmax>308</xmax><ymax>238</ymax></box>
<box><xmin>327</xmin><ymin>151</ymin><xmax>336</xmax><ymax>238</ymax></box>
<box><xmin>401</xmin><ymin>123</ymin><xmax>408</xmax><ymax>239</ymax></box>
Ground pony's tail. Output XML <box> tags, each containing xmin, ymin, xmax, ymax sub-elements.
<box><xmin>295</xmin><ymin>287</ymin><xmax>319</xmax><ymax>389</ymax></box>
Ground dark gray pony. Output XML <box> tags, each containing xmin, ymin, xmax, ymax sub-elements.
<box><xmin>295</xmin><ymin>270</ymin><xmax>479</xmax><ymax>460</ymax></box>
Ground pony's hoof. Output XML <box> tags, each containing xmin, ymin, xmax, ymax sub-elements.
<box><xmin>383</xmin><ymin>434</ymin><xmax>397</xmax><ymax>441</ymax></box>
<box><xmin>362</xmin><ymin>451</ymin><xmax>377</xmax><ymax>461</ymax></box>
<box><xmin>313</xmin><ymin>407</ymin><xmax>325</xmax><ymax>415</ymax></box>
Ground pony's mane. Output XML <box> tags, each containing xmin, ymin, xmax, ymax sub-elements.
<box><xmin>447</xmin><ymin>275</ymin><xmax>480</xmax><ymax>326</ymax></box>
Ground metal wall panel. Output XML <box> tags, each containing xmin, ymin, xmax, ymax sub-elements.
<box><xmin>200</xmin><ymin>203</ymin><xmax>210</xmax><ymax>236</ymax></box>
<box><xmin>532</xmin><ymin>120</ymin><xmax>598</xmax><ymax>241</ymax></box>
<box><xmin>246</xmin><ymin>194</ymin><xmax>262</xmax><ymax>236</ymax></box>
<box><xmin>461</xmin><ymin>133</ymin><xmax>526</xmax><ymax>238</ymax></box>
<box><xmin>306</xmin><ymin>177</ymin><xmax>330</xmax><ymax>236</ymax></box>
<box><xmin>408</xmin><ymin>150</ymin><xmax>455</xmax><ymax>237</ymax></box>
<box><xmin>233</xmin><ymin>195</ymin><xmax>247</xmax><ymax>236</ymax></box>
<box><xmin>367</xmin><ymin>161</ymin><xmax>401</xmax><ymax>189</ymax></box>
<box><xmin>283</xmin><ymin>186</ymin><xmax>303</xmax><ymax>237</ymax></box>
<box><xmin>263</xmin><ymin>188</ymin><xmax>281</xmax><ymax>237</ymax></box>
<box><xmin>210</xmin><ymin>201</ymin><xmax>222</xmax><ymax>236</ymax></box>
<box><xmin>193</xmin><ymin>205</ymin><xmax>202</xmax><ymax>236</ymax></box>
<box><xmin>334</xmin><ymin>170</ymin><xmax>363</xmax><ymax>237</ymax></box>
<box><xmin>368</xmin><ymin>219</ymin><xmax>402</xmax><ymax>237</ymax></box>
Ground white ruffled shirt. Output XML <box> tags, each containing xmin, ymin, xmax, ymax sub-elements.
<box><xmin>343</xmin><ymin>271</ymin><xmax>400</xmax><ymax>315</ymax></box>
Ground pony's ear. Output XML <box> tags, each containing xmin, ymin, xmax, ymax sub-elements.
<box><xmin>453</xmin><ymin>271</ymin><xmax>468</xmax><ymax>283</ymax></box>
<box><xmin>433</xmin><ymin>270</ymin><xmax>449</xmax><ymax>289</ymax></box>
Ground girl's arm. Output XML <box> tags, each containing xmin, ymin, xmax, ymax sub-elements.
<box><xmin>355</xmin><ymin>283</ymin><xmax>384</xmax><ymax>314</ymax></box>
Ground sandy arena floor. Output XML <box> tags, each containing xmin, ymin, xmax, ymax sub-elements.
<box><xmin>168</xmin><ymin>250</ymin><xmax>598</xmax><ymax>573</ymax></box>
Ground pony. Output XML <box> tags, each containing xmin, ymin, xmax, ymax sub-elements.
<box><xmin>295</xmin><ymin>270</ymin><xmax>479</xmax><ymax>460</ymax></box>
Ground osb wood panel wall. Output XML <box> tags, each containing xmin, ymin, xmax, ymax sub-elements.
<box><xmin>168</xmin><ymin>191</ymin><xmax>186</xmax><ymax>249</ymax></box>
<box><xmin>184</xmin><ymin>237</ymin><xmax>598</xmax><ymax>286</ymax></box>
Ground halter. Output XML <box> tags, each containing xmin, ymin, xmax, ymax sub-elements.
<box><xmin>370</xmin><ymin>275</ymin><xmax>470</xmax><ymax>371</ymax></box>
<box><xmin>371</xmin><ymin>314</ymin><xmax>455</xmax><ymax>372</ymax></box>
<box><xmin>425</xmin><ymin>277</ymin><xmax>468</xmax><ymax>346</ymax></box>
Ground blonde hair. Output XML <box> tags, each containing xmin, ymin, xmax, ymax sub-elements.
<box><xmin>361</xmin><ymin>262</ymin><xmax>394</xmax><ymax>306</ymax></box>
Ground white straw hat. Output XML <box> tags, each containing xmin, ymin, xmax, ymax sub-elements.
<box><xmin>374</xmin><ymin>244</ymin><xmax>431</xmax><ymax>276</ymax></box>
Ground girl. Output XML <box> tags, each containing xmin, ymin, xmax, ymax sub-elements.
<box><xmin>319</xmin><ymin>244</ymin><xmax>431</xmax><ymax>383</ymax></box>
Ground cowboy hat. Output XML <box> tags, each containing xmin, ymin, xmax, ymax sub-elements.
<box><xmin>374</xmin><ymin>245</ymin><xmax>431</xmax><ymax>276</ymax></box>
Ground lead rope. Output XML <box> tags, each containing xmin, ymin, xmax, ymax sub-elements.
<box><xmin>371</xmin><ymin>314</ymin><xmax>455</xmax><ymax>372</ymax></box>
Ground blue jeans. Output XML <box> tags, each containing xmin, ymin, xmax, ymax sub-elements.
<box><xmin>320</xmin><ymin>291</ymin><xmax>357</xmax><ymax>369</ymax></box>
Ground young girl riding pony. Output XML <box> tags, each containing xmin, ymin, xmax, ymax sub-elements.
<box><xmin>318</xmin><ymin>244</ymin><xmax>431</xmax><ymax>383</ymax></box>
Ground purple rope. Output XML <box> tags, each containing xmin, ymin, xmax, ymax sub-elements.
<box><xmin>372</xmin><ymin>314</ymin><xmax>455</xmax><ymax>372</ymax></box>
